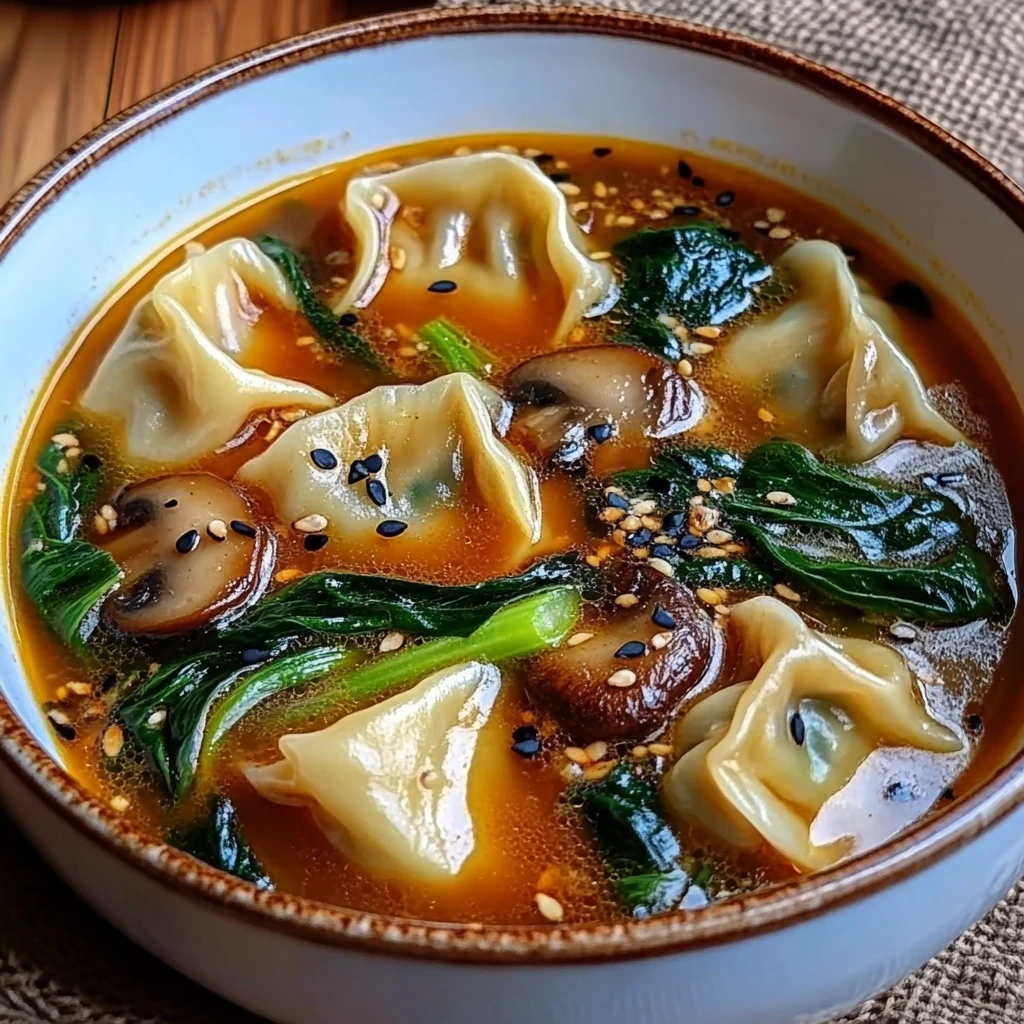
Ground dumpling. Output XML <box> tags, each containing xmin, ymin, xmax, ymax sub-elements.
<box><xmin>246</xmin><ymin>661</ymin><xmax>501</xmax><ymax>882</ymax></box>
<box><xmin>237</xmin><ymin>372</ymin><xmax>542</xmax><ymax>566</ymax></box>
<box><xmin>662</xmin><ymin>596</ymin><xmax>961</xmax><ymax>871</ymax></box>
<box><xmin>82</xmin><ymin>239</ymin><xmax>333</xmax><ymax>463</ymax></box>
<box><xmin>720</xmin><ymin>240</ymin><xmax>962</xmax><ymax>461</ymax></box>
<box><xmin>333</xmin><ymin>152</ymin><xmax>617</xmax><ymax>342</ymax></box>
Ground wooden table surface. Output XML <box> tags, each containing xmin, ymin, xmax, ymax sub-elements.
<box><xmin>0</xmin><ymin>0</ymin><xmax>414</xmax><ymax>203</ymax></box>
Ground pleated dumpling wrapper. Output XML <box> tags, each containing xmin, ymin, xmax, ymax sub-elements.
<box><xmin>662</xmin><ymin>597</ymin><xmax>961</xmax><ymax>871</ymax></box>
<box><xmin>720</xmin><ymin>240</ymin><xmax>962</xmax><ymax>461</ymax></box>
<box><xmin>237</xmin><ymin>372</ymin><xmax>542</xmax><ymax>561</ymax></box>
<box><xmin>332</xmin><ymin>151</ymin><xmax>617</xmax><ymax>342</ymax></box>
<box><xmin>82</xmin><ymin>239</ymin><xmax>333</xmax><ymax>463</ymax></box>
<box><xmin>246</xmin><ymin>661</ymin><xmax>502</xmax><ymax>881</ymax></box>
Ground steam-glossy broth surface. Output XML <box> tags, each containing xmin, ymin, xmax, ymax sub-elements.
<box><xmin>9</xmin><ymin>135</ymin><xmax>1023</xmax><ymax>926</ymax></box>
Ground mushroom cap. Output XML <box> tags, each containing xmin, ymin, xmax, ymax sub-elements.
<box><xmin>525</xmin><ymin>563</ymin><xmax>719</xmax><ymax>743</ymax></box>
<box><xmin>102</xmin><ymin>473</ymin><xmax>274</xmax><ymax>635</ymax></box>
<box><xmin>506</xmin><ymin>344</ymin><xmax>703</xmax><ymax>471</ymax></box>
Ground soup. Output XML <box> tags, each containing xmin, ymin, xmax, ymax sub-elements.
<box><xmin>8</xmin><ymin>135</ymin><xmax>1021</xmax><ymax>926</ymax></box>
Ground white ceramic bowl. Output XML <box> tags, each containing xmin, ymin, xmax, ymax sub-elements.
<box><xmin>2</xmin><ymin>8</ymin><xmax>1024</xmax><ymax>1024</ymax></box>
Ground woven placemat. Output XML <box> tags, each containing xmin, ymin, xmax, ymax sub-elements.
<box><xmin>4</xmin><ymin>1</ymin><xmax>1024</xmax><ymax>1021</ymax></box>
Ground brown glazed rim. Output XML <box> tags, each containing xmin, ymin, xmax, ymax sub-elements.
<box><xmin>2</xmin><ymin>4</ymin><xmax>1024</xmax><ymax>966</ymax></box>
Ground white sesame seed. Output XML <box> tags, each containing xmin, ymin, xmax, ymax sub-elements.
<box><xmin>371</xmin><ymin>192</ymin><xmax>385</xmax><ymax>210</ymax></box>
<box><xmin>657</xmin><ymin>313</ymin><xmax>680</xmax><ymax>329</ymax></box>
<box><xmin>565</xmin><ymin>746</ymin><xmax>591</xmax><ymax>765</ymax></box>
<box><xmin>697</xmin><ymin>546</ymin><xmax>729</xmax><ymax>558</ymax></box>
<box><xmin>390</xmin><ymin>245</ymin><xmax>407</xmax><ymax>271</ymax></box>
<box><xmin>293</xmin><ymin>513</ymin><xmax>329</xmax><ymax>533</ymax></box>
<box><xmin>296</xmin><ymin>335</ymin><xmax>316</xmax><ymax>347</ymax></box>
<box><xmin>677</xmin><ymin>358</ymin><xmax>694</xmax><ymax>377</ymax></box>
<box><xmin>585</xmin><ymin>554</ymin><xmax>603</xmax><ymax>568</ymax></box>
<box><xmin>890</xmin><ymin>621</ymin><xmax>918</xmax><ymax>640</ymax></box>
<box><xmin>607</xmin><ymin>669</ymin><xmax>638</xmax><ymax>688</ymax></box>
<box><xmin>641</xmin><ymin>515</ymin><xmax>662</xmax><ymax>531</ymax></box>
<box><xmin>620</xmin><ymin>515</ymin><xmax>643</xmax><ymax>532</ymax></box>
<box><xmin>207</xmin><ymin>518</ymin><xmax>228</xmax><ymax>540</ymax></box>
<box><xmin>50</xmin><ymin>432</ymin><xmax>80</xmax><ymax>449</ymax></box>
<box><xmin>100</xmin><ymin>504</ymin><xmax>117</xmax><ymax>522</ymax></box>
<box><xmin>653</xmin><ymin>535</ymin><xmax>677</xmax><ymax>546</ymax></box>
<box><xmin>585</xmin><ymin>741</ymin><xmax>608</xmax><ymax>762</ymax></box>
<box><xmin>694</xmin><ymin>325</ymin><xmax>721</xmax><ymax>339</ymax></box>
<box><xmin>599</xmin><ymin>507</ymin><xmax>625</xmax><ymax>524</ymax></box>
<box><xmin>651</xmin><ymin>631</ymin><xmax>672</xmax><ymax>650</ymax></box>
<box><xmin>632</xmin><ymin>745</ymin><xmax>649</xmax><ymax>758</ymax></box>
<box><xmin>754</xmin><ymin>219</ymin><xmax>770</xmax><ymax>230</ymax></box>
<box><xmin>696</xmin><ymin>478</ymin><xmax>713</xmax><ymax>493</ymax></box>
<box><xmin>614</xmin><ymin>215</ymin><xmax>636</xmax><ymax>227</ymax></box>
<box><xmin>102</xmin><ymin>724</ymin><xmax>124</xmax><ymax>759</ymax></box>
<box><xmin>93</xmin><ymin>514</ymin><xmax>109</xmax><ymax>535</ymax></box>
<box><xmin>766</xmin><ymin>207</ymin><xmax>786</xmax><ymax>224</ymax></box>
<box><xmin>648</xmin><ymin>209</ymin><xmax>669</xmax><ymax>220</ymax></box>
<box><xmin>567</xmin><ymin>632</ymin><xmax>594</xmax><ymax>647</ymax></box>
<box><xmin>48</xmin><ymin>709</ymin><xmax>71</xmax><ymax>726</ymax></box>
<box><xmin>147</xmin><ymin>709</ymin><xmax>167</xmax><ymax>728</ymax></box>
<box><xmin>686</xmin><ymin>342</ymin><xmax>715</xmax><ymax>356</ymax></box>
<box><xmin>67</xmin><ymin>681</ymin><xmax>92</xmax><ymax>696</ymax></box>
<box><xmin>766</xmin><ymin>491</ymin><xmax>797</xmax><ymax>506</ymax></box>
<box><xmin>647</xmin><ymin>558</ymin><xmax>675</xmax><ymax>578</ymax></box>
<box><xmin>379</xmin><ymin>631</ymin><xmax>406</xmax><ymax>653</ymax></box>
<box><xmin>535</xmin><ymin>892</ymin><xmax>565</xmax><ymax>922</ymax></box>
<box><xmin>64</xmin><ymin>446</ymin><xmax>81</xmax><ymax>460</ymax></box>
<box><xmin>648</xmin><ymin>742</ymin><xmax>674</xmax><ymax>757</ymax></box>
<box><xmin>774</xmin><ymin>583</ymin><xmax>802</xmax><ymax>603</ymax></box>
<box><xmin>590</xmin><ymin>250</ymin><xmax>612</xmax><ymax>260</ymax></box>
<box><xmin>757</xmin><ymin>407</ymin><xmax>775</xmax><ymax>423</ymax></box>
<box><xmin>557</xmin><ymin>182</ymin><xmax>581</xmax><ymax>197</ymax></box>
<box><xmin>55</xmin><ymin>458</ymin><xmax>69</xmax><ymax>475</ymax></box>
<box><xmin>768</xmin><ymin>226</ymin><xmax>793</xmax><ymax>240</ymax></box>
<box><xmin>497</xmin><ymin>144</ymin><xmax>519</xmax><ymax>154</ymax></box>
<box><xmin>593</xmin><ymin>181</ymin><xmax>608</xmax><ymax>198</ymax></box>
<box><xmin>713</xmin><ymin>477</ymin><xmax>736</xmax><ymax>494</ymax></box>
<box><xmin>583</xmin><ymin>761</ymin><xmax>616</xmax><ymax>781</ymax></box>
<box><xmin>632</xmin><ymin>547</ymin><xmax>650</xmax><ymax>561</ymax></box>
<box><xmin>523</xmin><ymin>147</ymin><xmax>543</xmax><ymax>158</ymax></box>
<box><xmin>614</xmin><ymin>593</ymin><xmax>640</xmax><ymax>608</ymax></box>
<box><xmin>696</xmin><ymin>588</ymin><xmax>721</xmax><ymax>606</ymax></box>
<box><xmin>555</xmin><ymin>159</ymin><xmax>571</xmax><ymax>171</ymax></box>
<box><xmin>275</xmin><ymin>568</ymin><xmax>303</xmax><ymax>583</ymax></box>
<box><xmin>705</xmin><ymin>529</ymin><xmax>733</xmax><ymax>545</ymax></box>
<box><xmin>110</xmin><ymin>795</ymin><xmax>131</xmax><ymax>813</ymax></box>
<box><xmin>630</xmin><ymin>500</ymin><xmax>656</xmax><ymax>516</ymax></box>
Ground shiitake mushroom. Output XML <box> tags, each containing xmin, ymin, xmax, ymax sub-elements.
<box><xmin>525</xmin><ymin>563</ymin><xmax>718</xmax><ymax>743</ymax></box>
<box><xmin>506</xmin><ymin>345</ymin><xmax>703</xmax><ymax>470</ymax></box>
<box><xmin>100</xmin><ymin>473</ymin><xmax>274</xmax><ymax>635</ymax></box>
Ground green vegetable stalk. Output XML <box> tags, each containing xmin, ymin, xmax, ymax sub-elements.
<box><xmin>418</xmin><ymin>319</ymin><xmax>496</xmax><ymax>377</ymax></box>
<box><xmin>170</xmin><ymin>796</ymin><xmax>273</xmax><ymax>889</ymax></box>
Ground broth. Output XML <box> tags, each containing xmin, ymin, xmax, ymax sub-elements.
<box><xmin>7</xmin><ymin>134</ymin><xmax>1022</xmax><ymax>926</ymax></box>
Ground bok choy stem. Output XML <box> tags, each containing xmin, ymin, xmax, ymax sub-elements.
<box><xmin>418</xmin><ymin>319</ymin><xmax>496</xmax><ymax>378</ymax></box>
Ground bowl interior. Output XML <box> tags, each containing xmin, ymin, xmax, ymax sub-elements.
<box><xmin>1</xmin><ymin>22</ymin><xmax>1021</xmax><ymax>781</ymax></box>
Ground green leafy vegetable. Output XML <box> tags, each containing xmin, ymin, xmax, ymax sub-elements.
<box><xmin>612</xmin><ymin>224</ymin><xmax>771</xmax><ymax>359</ymax></box>
<box><xmin>119</xmin><ymin>557</ymin><xmax>592</xmax><ymax>799</ymax></box>
<box><xmin>576</xmin><ymin>761</ymin><xmax>703</xmax><ymax>917</ymax></box>
<box><xmin>277</xmin><ymin>586</ymin><xmax>580</xmax><ymax>725</ymax></box>
<box><xmin>170</xmin><ymin>796</ymin><xmax>273</xmax><ymax>889</ymax></box>
<box><xmin>256</xmin><ymin>235</ymin><xmax>384</xmax><ymax>370</ymax></box>
<box><xmin>668</xmin><ymin>557</ymin><xmax>773</xmax><ymax>592</ymax></box>
<box><xmin>418</xmin><ymin>319</ymin><xmax>496</xmax><ymax>377</ymax></box>
<box><xmin>20</xmin><ymin>437</ymin><xmax>121</xmax><ymax>651</ymax></box>
<box><xmin>614</xmin><ymin>445</ymin><xmax>743</xmax><ymax>502</ymax></box>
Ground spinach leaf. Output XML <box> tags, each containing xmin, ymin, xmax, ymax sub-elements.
<box><xmin>614</xmin><ymin>445</ymin><xmax>743</xmax><ymax>502</ymax></box>
<box><xmin>170</xmin><ymin>796</ymin><xmax>273</xmax><ymax>889</ymax></box>
<box><xmin>256</xmin><ymin>235</ymin><xmax>384</xmax><ymax>370</ymax></box>
<box><xmin>418</xmin><ymin>319</ymin><xmax>496</xmax><ymax>377</ymax></box>
<box><xmin>20</xmin><ymin>437</ymin><xmax>120</xmax><ymax>651</ymax></box>
<box><xmin>612</xmin><ymin>224</ymin><xmax>771</xmax><ymax>358</ymax></box>
<box><xmin>668</xmin><ymin>557</ymin><xmax>773</xmax><ymax>592</ymax></box>
<box><xmin>576</xmin><ymin>762</ymin><xmax>703</xmax><ymax>917</ymax></box>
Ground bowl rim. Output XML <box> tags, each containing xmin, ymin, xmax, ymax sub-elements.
<box><xmin>2</xmin><ymin>2</ymin><xmax>1024</xmax><ymax>966</ymax></box>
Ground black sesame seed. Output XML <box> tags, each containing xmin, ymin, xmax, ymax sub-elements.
<box><xmin>715</xmin><ymin>191</ymin><xmax>735</xmax><ymax>206</ymax></box>
<box><xmin>651</xmin><ymin>544</ymin><xmax>675</xmax><ymax>559</ymax></box>
<box><xmin>241</xmin><ymin>648</ymin><xmax>270</xmax><ymax>665</ymax></box>
<box><xmin>532</xmin><ymin>153</ymin><xmax>555</xmax><ymax>164</ymax></box>
<box><xmin>377</xmin><ymin>519</ymin><xmax>408</xmax><ymax>538</ymax></box>
<box><xmin>678</xmin><ymin>533</ymin><xmax>701</xmax><ymax>550</ymax></box>
<box><xmin>941</xmin><ymin>786</ymin><xmax>955</xmax><ymax>801</ymax></box>
<box><xmin>593</xmin><ymin>146</ymin><xmax>612</xmax><ymax>158</ymax></box>
<box><xmin>677</xmin><ymin>159</ymin><xmax>692</xmax><ymax>179</ymax></box>
<box><xmin>511</xmin><ymin>724</ymin><xmax>541</xmax><ymax>759</ymax></box>
<box><xmin>606</xmin><ymin>492</ymin><xmax>630</xmax><ymax>511</ymax></box>
<box><xmin>673</xmin><ymin>205</ymin><xmax>701</xmax><ymax>216</ymax></box>
<box><xmin>587</xmin><ymin>423</ymin><xmax>613</xmax><ymax>444</ymax></box>
<box><xmin>427</xmin><ymin>280</ymin><xmax>457</xmax><ymax>294</ymax></box>
<box><xmin>662</xmin><ymin>511</ymin><xmax>686</xmax><ymax>532</ymax></box>
<box><xmin>339</xmin><ymin>312</ymin><xmax>358</xmax><ymax>327</ymax></box>
<box><xmin>310</xmin><ymin>448</ymin><xmax>338</xmax><ymax>470</ymax></box>
<box><xmin>936</xmin><ymin>472</ymin><xmax>965</xmax><ymax>487</ymax></box>
<box><xmin>82</xmin><ymin>453</ymin><xmax>102</xmax><ymax>471</ymax></box>
<box><xmin>348</xmin><ymin>460</ymin><xmax>370</xmax><ymax>484</ymax></box>
<box><xmin>51</xmin><ymin>719</ymin><xmax>76</xmax><ymax>742</ymax></box>
<box><xmin>175</xmin><ymin>529</ymin><xmax>200</xmax><ymax>554</ymax></box>
<box><xmin>886</xmin><ymin>280</ymin><xmax>933</xmax><ymax>318</ymax></box>
<box><xmin>625</xmin><ymin>528</ymin><xmax>653</xmax><ymax>548</ymax></box>
<box><xmin>651</xmin><ymin>604</ymin><xmax>677</xmax><ymax>630</ymax></box>
<box><xmin>363</xmin><ymin>452</ymin><xmax>384</xmax><ymax>474</ymax></box>
<box><xmin>614</xmin><ymin>640</ymin><xmax>647</xmax><ymax>659</ymax></box>
<box><xmin>789</xmin><ymin>712</ymin><xmax>806</xmax><ymax>746</ymax></box>
<box><xmin>164</xmin><ymin>498</ymin><xmax>179</xmax><ymax>509</ymax></box>
<box><xmin>884</xmin><ymin>781</ymin><xmax>915</xmax><ymax>803</ymax></box>
<box><xmin>230</xmin><ymin>519</ymin><xmax>257</xmax><ymax>538</ymax></box>
<box><xmin>966</xmin><ymin>713</ymin><xmax>984</xmax><ymax>735</ymax></box>
<box><xmin>366</xmin><ymin>478</ymin><xmax>388</xmax><ymax>507</ymax></box>
<box><xmin>692</xmin><ymin>175</ymin><xmax>705</xmax><ymax>187</ymax></box>
<box><xmin>513</xmin><ymin>724</ymin><xmax>539</xmax><ymax>744</ymax></box>
<box><xmin>547</xmin><ymin>172</ymin><xmax>571</xmax><ymax>183</ymax></box>
<box><xmin>304</xmin><ymin>533</ymin><xmax>329</xmax><ymax>552</ymax></box>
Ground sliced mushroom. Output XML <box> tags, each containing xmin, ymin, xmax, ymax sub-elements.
<box><xmin>525</xmin><ymin>564</ymin><xmax>718</xmax><ymax>743</ymax></box>
<box><xmin>100</xmin><ymin>473</ymin><xmax>274</xmax><ymax>635</ymax></box>
<box><xmin>506</xmin><ymin>345</ymin><xmax>703</xmax><ymax>470</ymax></box>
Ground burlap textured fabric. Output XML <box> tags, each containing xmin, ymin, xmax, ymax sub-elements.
<box><xmin>4</xmin><ymin>1</ymin><xmax>1024</xmax><ymax>1021</ymax></box>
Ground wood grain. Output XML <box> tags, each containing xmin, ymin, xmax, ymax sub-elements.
<box><xmin>108</xmin><ymin>0</ymin><xmax>349</xmax><ymax>114</ymax></box>
<box><xmin>0</xmin><ymin>2</ymin><xmax>121</xmax><ymax>200</ymax></box>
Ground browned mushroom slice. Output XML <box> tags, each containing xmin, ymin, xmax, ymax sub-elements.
<box><xmin>100</xmin><ymin>473</ymin><xmax>274</xmax><ymax>635</ymax></box>
<box><xmin>525</xmin><ymin>564</ymin><xmax>718</xmax><ymax>743</ymax></box>
<box><xmin>506</xmin><ymin>345</ymin><xmax>703</xmax><ymax>469</ymax></box>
